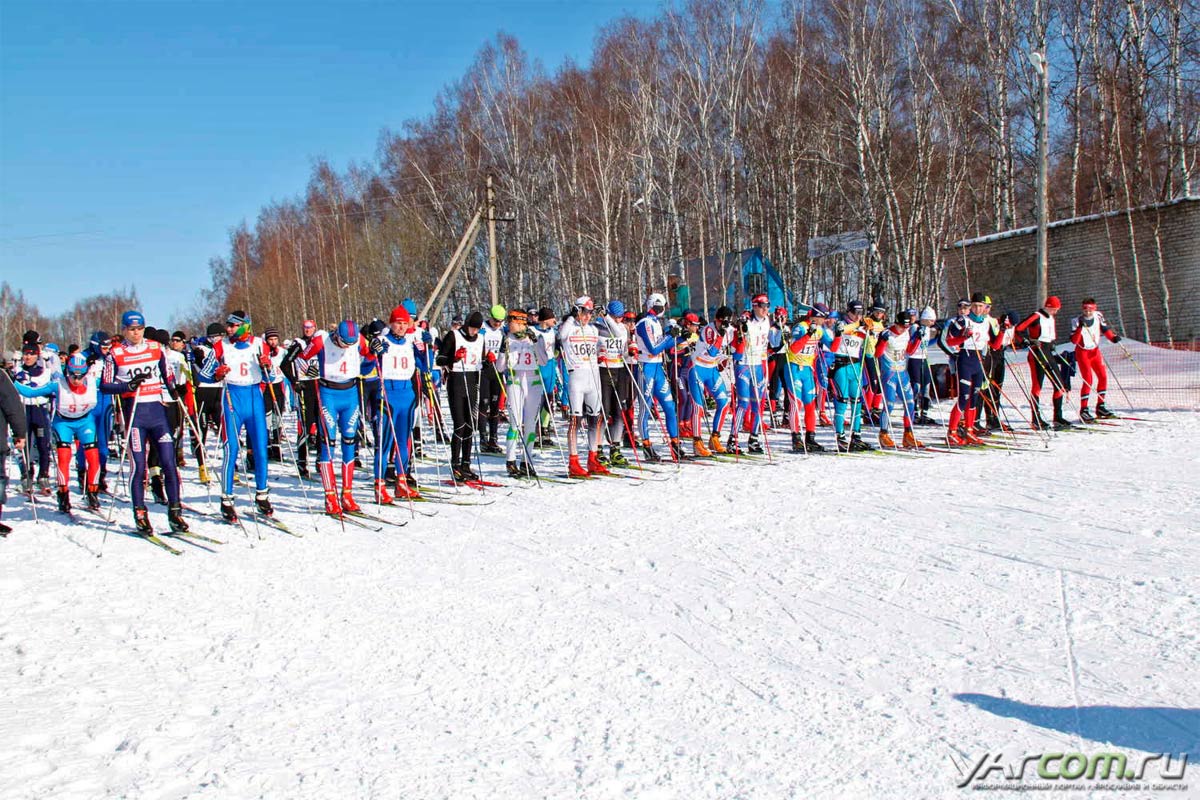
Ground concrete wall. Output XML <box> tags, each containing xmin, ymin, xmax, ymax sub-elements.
<box><xmin>946</xmin><ymin>198</ymin><xmax>1199</xmax><ymax>344</ymax></box>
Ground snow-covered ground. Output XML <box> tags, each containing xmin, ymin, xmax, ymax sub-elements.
<box><xmin>2</xmin><ymin>346</ymin><xmax>1198</xmax><ymax>799</ymax></box>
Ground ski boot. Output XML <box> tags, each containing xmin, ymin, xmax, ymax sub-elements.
<box><xmin>20</xmin><ymin>474</ymin><xmax>34</xmax><ymax>496</ymax></box>
<box><xmin>1031</xmin><ymin>407</ymin><xmax>1050</xmax><ymax>431</ymax></box>
<box><xmin>1095</xmin><ymin>402</ymin><xmax>1115</xmax><ymax>419</ymax></box>
<box><xmin>1080</xmin><ymin>406</ymin><xmax>1096</xmax><ymax>423</ymax></box>
<box><xmin>393</xmin><ymin>478</ymin><xmax>419</xmax><ymax>500</ymax></box>
<box><xmin>963</xmin><ymin>426</ymin><xmax>986</xmax><ymax>445</ymax></box>
<box><xmin>220</xmin><ymin>495</ymin><xmax>238</xmax><ymax>523</ymax></box>
<box><xmin>255</xmin><ymin>489</ymin><xmax>274</xmax><ymax>516</ymax></box>
<box><xmin>608</xmin><ymin>445</ymin><xmax>630</xmax><ymax>468</ymax></box>
<box><xmin>451</xmin><ymin>465</ymin><xmax>471</xmax><ymax>483</ymax></box>
<box><xmin>404</xmin><ymin>471</ymin><xmax>419</xmax><ymax>489</ymax></box>
<box><xmin>747</xmin><ymin>435</ymin><xmax>764</xmax><ymax>455</ymax></box>
<box><xmin>297</xmin><ymin>464</ymin><xmax>311</xmax><ymax>480</ymax></box>
<box><xmin>133</xmin><ymin>505</ymin><xmax>153</xmax><ymax>534</ymax></box>
<box><xmin>1052</xmin><ymin>397</ymin><xmax>1074</xmax><ymax>430</ymax></box>
<box><xmin>724</xmin><ymin>436</ymin><xmax>743</xmax><ymax>455</ymax></box>
<box><xmin>521</xmin><ymin>462</ymin><xmax>538</xmax><ymax>479</ymax></box>
<box><xmin>835</xmin><ymin>434</ymin><xmax>851</xmax><ymax>452</ymax></box>
<box><xmin>805</xmin><ymin>431</ymin><xmax>825</xmax><ymax>452</ymax></box>
<box><xmin>56</xmin><ymin>489</ymin><xmax>71</xmax><ymax>514</ymax></box>
<box><xmin>37</xmin><ymin>475</ymin><xmax>52</xmax><ymax>496</ymax></box>
<box><xmin>98</xmin><ymin>471</ymin><xmax>108</xmax><ymax>494</ymax></box>
<box><xmin>669</xmin><ymin>438</ymin><xmax>687</xmax><ymax>461</ymax></box>
<box><xmin>849</xmin><ymin>433</ymin><xmax>873</xmax><ymax>452</ymax></box>
<box><xmin>819</xmin><ymin>411</ymin><xmax>833</xmax><ymax>427</ymax></box>
<box><xmin>586</xmin><ymin>451</ymin><xmax>610</xmax><ymax>476</ymax></box>
<box><xmin>85</xmin><ymin>486</ymin><xmax>102</xmax><ymax>511</ymax></box>
<box><xmin>506</xmin><ymin>460</ymin><xmax>523</xmax><ymax>478</ymax></box>
<box><xmin>878</xmin><ymin>430</ymin><xmax>896</xmax><ymax>449</ymax></box>
<box><xmin>323</xmin><ymin>491</ymin><xmax>342</xmax><ymax>517</ymax></box>
<box><xmin>568</xmin><ymin>455</ymin><xmax>590</xmax><ymax>478</ymax></box>
<box><xmin>481</xmin><ymin>439</ymin><xmax>503</xmax><ymax>455</ymax></box>
<box><xmin>198</xmin><ymin>464</ymin><xmax>213</xmax><ymax>485</ymax></box>
<box><xmin>340</xmin><ymin>491</ymin><xmax>361</xmax><ymax>514</ymax></box>
<box><xmin>790</xmin><ymin>432</ymin><xmax>805</xmax><ymax>453</ymax></box>
<box><xmin>693</xmin><ymin>437</ymin><xmax>712</xmax><ymax>457</ymax></box>
<box><xmin>167</xmin><ymin>505</ymin><xmax>189</xmax><ymax>533</ymax></box>
<box><xmin>708</xmin><ymin>433</ymin><xmax>727</xmax><ymax>454</ymax></box>
<box><xmin>384</xmin><ymin>466</ymin><xmax>398</xmax><ymax>483</ymax></box>
<box><xmin>902</xmin><ymin>429</ymin><xmax>922</xmax><ymax>449</ymax></box>
<box><xmin>372</xmin><ymin>480</ymin><xmax>393</xmax><ymax>506</ymax></box>
<box><xmin>412</xmin><ymin>438</ymin><xmax>423</xmax><ymax>458</ymax></box>
<box><xmin>946</xmin><ymin>428</ymin><xmax>968</xmax><ymax>446</ymax></box>
<box><xmin>640</xmin><ymin>439</ymin><xmax>662</xmax><ymax>463</ymax></box>
<box><xmin>150</xmin><ymin>472</ymin><xmax>167</xmax><ymax>505</ymax></box>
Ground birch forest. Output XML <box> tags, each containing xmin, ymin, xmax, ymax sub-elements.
<box><xmin>190</xmin><ymin>0</ymin><xmax>1199</xmax><ymax>329</ymax></box>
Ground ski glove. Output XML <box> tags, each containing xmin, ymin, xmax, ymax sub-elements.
<box><xmin>1110</xmin><ymin>334</ymin><xmax>1122</xmax><ymax>343</ymax></box>
<box><xmin>305</xmin><ymin>362</ymin><xmax>320</xmax><ymax>378</ymax></box>
<box><xmin>213</xmin><ymin>365</ymin><xmax>231</xmax><ymax>381</ymax></box>
<box><xmin>454</xmin><ymin>347</ymin><xmax>466</xmax><ymax>362</ymax></box>
<box><xmin>368</xmin><ymin>337</ymin><xmax>385</xmax><ymax>356</ymax></box>
<box><xmin>286</xmin><ymin>341</ymin><xmax>303</xmax><ymax>359</ymax></box>
<box><xmin>126</xmin><ymin>374</ymin><xmax>148</xmax><ymax>390</ymax></box>
<box><xmin>486</xmin><ymin>352</ymin><xmax>497</xmax><ymax>363</ymax></box>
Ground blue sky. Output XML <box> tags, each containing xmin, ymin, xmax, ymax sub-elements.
<box><xmin>0</xmin><ymin>0</ymin><xmax>662</xmax><ymax>328</ymax></box>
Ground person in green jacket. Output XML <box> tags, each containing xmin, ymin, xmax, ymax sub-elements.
<box><xmin>667</xmin><ymin>272</ymin><xmax>691</xmax><ymax>319</ymax></box>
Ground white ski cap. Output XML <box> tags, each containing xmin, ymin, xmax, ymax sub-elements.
<box><xmin>646</xmin><ymin>292</ymin><xmax>666</xmax><ymax>310</ymax></box>
<box><xmin>574</xmin><ymin>296</ymin><xmax>594</xmax><ymax>311</ymax></box>
<box><xmin>920</xmin><ymin>306</ymin><xmax>936</xmax><ymax>321</ymax></box>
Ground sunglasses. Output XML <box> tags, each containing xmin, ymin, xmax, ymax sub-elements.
<box><xmin>127</xmin><ymin>325</ymin><xmax>145</xmax><ymax>331</ymax></box>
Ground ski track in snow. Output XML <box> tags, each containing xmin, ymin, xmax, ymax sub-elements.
<box><xmin>1</xmin><ymin>410</ymin><xmax>1198</xmax><ymax>799</ymax></box>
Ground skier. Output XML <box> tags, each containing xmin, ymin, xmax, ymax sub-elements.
<box><xmin>291</xmin><ymin>319</ymin><xmax>371</xmax><ymax>515</ymax></box>
<box><xmin>558</xmin><ymin>297</ymin><xmax>607</xmax><ymax>477</ymax></box>
<box><xmin>76</xmin><ymin>331</ymin><xmax>116</xmax><ymax>492</ymax></box>
<box><xmin>942</xmin><ymin>293</ymin><xmax>997</xmax><ymax>445</ymax></box>
<box><xmin>100</xmin><ymin>310</ymin><xmax>189</xmax><ymax>534</ymax></box>
<box><xmin>1015</xmin><ymin>295</ymin><xmax>1070</xmax><ymax>429</ymax></box>
<box><xmin>283</xmin><ymin>319</ymin><xmax>322</xmax><ymax>478</ymax></box>
<box><xmin>634</xmin><ymin>293</ymin><xmax>683</xmax><ymax>461</ymax></box>
<box><xmin>13</xmin><ymin>342</ymin><xmax>55</xmax><ymax>494</ymax></box>
<box><xmin>198</xmin><ymin>311</ymin><xmax>275</xmax><ymax>522</ymax></box>
<box><xmin>728</xmin><ymin>294</ymin><xmax>772</xmax><ymax>454</ymax></box>
<box><xmin>686</xmin><ymin>305</ymin><xmax>734</xmax><ymax>456</ymax></box>
<box><xmin>12</xmin><ymin>353</ymin><xmax>104</xmax><ymax>512</ymax></box>
<box><xmin>368</xmin><ymin>305</ymin><xmax>428</xmax><ymax>502</ymax></box>
<box><xmin>262</xmin><ymin>327</ymin><xmax>288</xmax><ymax>461</ymax></box>
<box><xmin>1070</xmin><ymin>298</ymin><xmax>1122</xmax><ymax>421</ymax></box>
<box><xmin>980</xmin><ymin>308</ymin><xmax>1017</xmax><ymax>431</ymax></box>
<box><xmin>784</xmin><ymin>304</ymin><xmax>834</xmax><ymax>452</ymax></box>
<box><xmin>767</xmin><ymin>306</ymin><xmax>791</xmax><ymax>427</ymax></box>
<box><xmin>596</xmin><ymin>300</ymin><xmax>635</xmax><ymax>466</ymax></box>
<box><xmin>531</xmin><ymin>307</ymin><xmax>559</xmax><ymax>448</ymax></box>
<box><xmin>478</xmin><ymin>305</ymin><xmax>507</xmax><ymax>454</ymax></box>
<box><xmin>495</xmin><ymin>309</ymin><xmax>549</xmax><ymax>477</ymax></box>
<box><xmin>0</xmin><ymin>368</ymin><xmax>27</xmax><ymax>536</ymax></box>
<box><xmin>191</xmin><ymin>322</ymin><xmax>226</xmax><ymax>482</ymax></box>
<box><xmin>908</xmin><ymin>309</ymin><xmax>937</xmax><ymax>425</ymax></box>
<box><xmin>829</xmin><ymin>300</ymin><xmax>872</xmax><ymax>452</ymax></box>
<box><xmin>874</xmin><ymin>310</ymin><xmax>924</xmax><ymax>448</ymax></box>
<box><xmin>436</xmin><ymin>310</ymin><xmax>485</xmax><ymax>483</ymax></box>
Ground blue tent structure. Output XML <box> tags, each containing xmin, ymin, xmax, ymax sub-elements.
<box><xmin>675</xmin><ymin>246</ymin><xmax>803</xmax><ymax>319</ymax></box>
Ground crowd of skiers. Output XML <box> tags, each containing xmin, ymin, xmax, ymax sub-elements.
<box><xmin>0</xmin><ymin>290</ymin><xmax>1126</xmax><ymax>538</ymax></box>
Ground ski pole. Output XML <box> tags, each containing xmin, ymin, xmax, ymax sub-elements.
<box><xmin>99</xmin><ymin>390</ymin><xmax>143</xmax><ymax>555</ymax></box>
<box><xmin>265</xmin><ymin>379</ymin><xmax>318</xmax><ymax>531</ymax></box>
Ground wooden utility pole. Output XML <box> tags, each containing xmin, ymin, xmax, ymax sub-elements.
<box><xmin>487</xmin><ymin>174</ymin><xmax>499</xmax><ymax>307</ymax></box>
